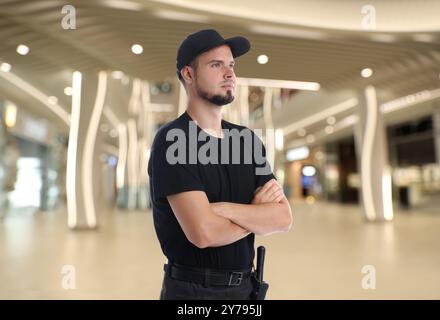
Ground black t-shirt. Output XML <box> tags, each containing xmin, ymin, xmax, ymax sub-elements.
<box><xmin>147</xmin><ymin>111</ymin><xmax>275</xmax><ymax>270</ymax></box>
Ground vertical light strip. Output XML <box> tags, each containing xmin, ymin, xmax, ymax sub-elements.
<box><xmin>127</xmin><ymin>119</ymin><xmax>138</xmax><ymax>208</ymax></box>
<box><xmin>178</xmin><ymin>82</ymin><xmax>187</xmax><ymax>116</ymax></box>
<box><xmin>82</xmin><ymin>71</ymin><xmax>108</xmax><ymax>228</ymax></box>
<box><xmin>140</xmin><ymin>81</ymin><xmax>151</xmax><ymax>187</ymax></box>
<box><xmin>382</xmin><ymin>166</ymin><xmax>394</xmax><ymax>221</ymax></box>
<box><xmin>128</xmin><ymin>78</ymin><xmax>142</xmax><ymax>115</ymax></box>
<box><xmin>263</xmin><ymin>87</ymin><xmax>275</xmax><ymax>169</ymax></box>
<box><xmin>66</xmin><ymin>71</ymin><xmax>82</xmax><ymax>228</ymax></box>
<box><xmin>361</xmin><ymin>86</ymin><xmax>377</xmax><ymax>221</ymax></box>
<box><xmin>263</xmin><ymin>87</ymin><xmax>273</xmax><ymax>129</ymax></box>
<box><xmin>275</xmin><ymin>129</ymin><xmax>284</xmax><ymax>151</ymax></box>
<box><xmin>116</xmin><ymin>123</ymin><xmax>128</xmax><ymax>189</ymax></box>
<box><xmin>239</xmin><ymin>85</ymin><xmax>249</xmax><ymax>126</ymax></box>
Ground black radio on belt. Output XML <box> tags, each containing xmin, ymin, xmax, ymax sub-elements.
<box><xmin>251</xmin><ymin>246</ymin><xmax>269</xmax><ymax>300</ymax></box>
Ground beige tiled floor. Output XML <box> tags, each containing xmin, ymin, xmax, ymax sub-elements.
<box><xmin>1</xmin><ymin>201</ymin><xmax>439</xmax><ymax>299</ymax></box>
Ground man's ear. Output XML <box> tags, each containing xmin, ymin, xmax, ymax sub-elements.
<box><xmin>181</xmin><ymin>66</ymin><xmax>194</xmax><ymax>84</ymax></box>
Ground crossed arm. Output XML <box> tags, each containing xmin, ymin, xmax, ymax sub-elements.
<box><xmin>167</xmin><ymin>179</ymin><xmax>293</xmax><ymax>249</ymax></box>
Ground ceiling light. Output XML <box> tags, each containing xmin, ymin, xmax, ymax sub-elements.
<box><xmin>297</xmin><ymin>128</ymin><xmax>306</xmax><ymax>137</ymax></box>
<box><xmin>326</xmin><ymin>116</ymin><xmax>336</xmax><ymax>125</ymax></box>
<box><xmin>361</xmin><ymin>68</ymin><xmax>373</xmax><ymax>78</ymax></box>
<box><xmin>413</xmin><ymin>34</ymin><xmax>435</xmax><ymax>43</ymax></box>
<box><xmin>64</xmin><ymin>86</ymin><xmax>73</xmax><ymax>96</ymax></box>
<box><xmin>286</xmin><ymin>146</ymin><xmax>309</xmax><ymax>161</ymax></box>
<box><xmin>131</xmin><ymin>44</ymin><xmax>143</xmax><ymax>55</ymax></box>
<box><xmin>48</xmin><ymin>96</ymin><xmax>58</xmax><ymax>105</ymax></box>
<box><xmin>302</xmin><ymin>166</ymin><xmax>316</xmax><ymax>177</ymax></box>
<box><xmin>103</xmin><ymin>0</ymin><xmax>143</xmax><ymax>11</ymax></box>
<box><xmin>0</xmin><ymin>62</ymin><xmax>11</xmax><ymax>72</ymax></box>
<box><xmin>306</xmin><ymin>135</ymin><xmax>315</xmax><ymax>144</ymax></box>
<box><xmin>325</xmin><ymin>126</ymin><xmax>334</xmax><ymax>134</ymax></box>
<box><xmin>369</xmin><ymin>34</ymin><xmax>396</xmax><ymax>43</ymax></box>
<box><xmin>16</xmin><ymin>44</ymin><xmax>30</xmax><ymax>55</ymax></box>
<box><xmin>111</xmin><ymin>70</ymin><xmax>124</xmax><ymax>79</ymax></box>
<box><xmin>257</xmin><ymin>54</ymin><xmax>269</xmax><ymax>64</ymax></box>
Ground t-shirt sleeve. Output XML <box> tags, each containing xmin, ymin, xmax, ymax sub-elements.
<box><xmin>253</xmin><ymin>133</ymin><xmax>276</xmax><ymax>189</ymax></box>
<box><xmin>149</xmin><ymin>141</ymin><xmax>205</xmax><ymax>200</ymax></box>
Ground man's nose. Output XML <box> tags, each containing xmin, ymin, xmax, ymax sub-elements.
<box><xmin>224</xmin><ymin>67</ymin><xmax>234</xmax><ymax>80</ymax></box>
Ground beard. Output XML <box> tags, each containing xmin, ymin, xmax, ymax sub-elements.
<box><xmin>195</xmin><ymin>82</ymin><xmax>234</xmax><ymax>106</ymax></box>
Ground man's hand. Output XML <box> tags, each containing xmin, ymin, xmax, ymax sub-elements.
<box><xmin>210</xmin><ymin>178</ymin><xmax>292</xmax><ymax>236</ymax></box>
<box><xmin>252</xmin><ymin>179</ymin><xmax>286</xmax><ymax>204</ymax></box>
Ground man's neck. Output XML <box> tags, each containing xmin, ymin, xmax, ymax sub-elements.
<box><xmin>186</xmin><ymin>100</ymin><xmax>223</xmax><ymax>138</ymax></box>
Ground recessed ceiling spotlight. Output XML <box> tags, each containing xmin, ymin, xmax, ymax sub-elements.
<box><xmin>131</xmin><ymin>44</ymin><xmax>143</xmax><ymax>55</ymax></box>
<box><xmin>16</xmin><ymin>44</ymin><xmax>30</xmax><ymax>55</ymax></box>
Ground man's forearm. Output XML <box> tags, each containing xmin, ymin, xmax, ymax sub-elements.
<box><xmin>211</xmin><ymin>201</ymin><xmax>292</xmax><ymax>236</ymax></box>
<box><xmin>202</xmin><ymin>212</ymin><xmax>251</xmax><ymax>248</ymax></box>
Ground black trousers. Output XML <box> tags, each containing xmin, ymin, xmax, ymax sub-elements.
<box><xmin>159</xmin><ymin>272</ymin><xmax>254</xmax><ymax>300</ymax></box>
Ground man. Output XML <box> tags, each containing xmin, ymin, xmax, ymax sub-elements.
<box><xmin>148</xmin><ymin>29</ymin><xmax>292</xmax><ymax>300</ymax></box>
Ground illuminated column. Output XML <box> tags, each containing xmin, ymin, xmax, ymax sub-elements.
<box><xmin>138</xmin><ymin>80</ymin><xmax>153</xmax><ymax>209</ymax></box>
<box><xmin>239</xmin><ymin>85</ymin><xmax>249</xmax><ymax>126</ymax></box>
<box><xmin>433</xmin><ymin>110</ymin><xmax>440</xmax><ymax>165</ymax></box>
<box><xmin>116</xmin><ymin>122</ymin><xmax>128</xmax><ymax>208</ymax></box>
<box><xmin>66</xmin><ymin>71</ymin><xmax>108</xmax><ymax>229</ymax></box>
<box><xmin>126</xmin><ymin>79</ymin><xmax>142</xmax><ymax>209</ymax></box>
<box><xmin>178</xmin><ymin>82</ymin><xmax>187</xmax><ymax>117</ymax></box>
<box><xmin>263</xmin><ymin>87</ymin><xmax>275</xmax><ymax>170</ymax></box>
<box><xmin>355</xmin><ymin>86</ymin><xmax>393</xmax><ymax>222</ymax></box>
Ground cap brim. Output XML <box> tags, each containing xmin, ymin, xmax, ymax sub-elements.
<box><xmin>225</xmin><ymin>36</ymin><xmax>251</xmax><ymax>58</ymax></box>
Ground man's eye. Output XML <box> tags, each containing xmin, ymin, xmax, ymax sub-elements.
<box><xmin>212</xmin><ymin>63</ymin><xmax>220</xmax><ymax>67</ymax></box>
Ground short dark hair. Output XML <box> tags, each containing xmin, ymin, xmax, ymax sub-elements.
<box><xmin>178</xmin><ymin>57</ymin><xmax>199</xmax><ymax>86</ymax></box>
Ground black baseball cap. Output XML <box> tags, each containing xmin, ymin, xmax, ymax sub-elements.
<box><xmin>176</xmin><ymin>29</ymin><xmax>251</xmax><ymax>79</ymax></box>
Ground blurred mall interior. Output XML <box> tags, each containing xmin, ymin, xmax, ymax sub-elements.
<box><xmin>0</xmin><ymin>0</ymin><xmax>439</xmax><ymax>299</ymax></box>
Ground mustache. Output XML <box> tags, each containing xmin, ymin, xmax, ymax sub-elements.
<box><xmin>220</xmin><ymin>81</ymin><xmax>235</xmax><ymax>86</ymax></box>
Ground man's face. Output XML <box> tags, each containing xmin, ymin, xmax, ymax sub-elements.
<box><xmin>190</xmin><ymin>45</ymin><xmax>236</xmax><ymax>106</ymax></box>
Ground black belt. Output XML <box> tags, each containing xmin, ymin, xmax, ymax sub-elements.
<box><xmin>164</xmin><ymin>263</ymin><xmax>253</xmax><ymax>287</ymax></box>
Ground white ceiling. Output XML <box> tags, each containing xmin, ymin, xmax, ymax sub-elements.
<box><xmin>0</xmin><ymin>0</ymin><xmax>439</xmax><ymax>139</ymax></box>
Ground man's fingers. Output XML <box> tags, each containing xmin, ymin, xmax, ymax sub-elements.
<box><xmin>261</xmin><ymin>182</ymin><xmax>281</xmax><ymax>198</ymax></box>
<box><xmin>253</xmin><ymin>179</ymin><xmax>284</xmax><ymax>204</ymax></box>
<box><xmin>266</xmin><ymin>187</ymin><xmax>281</xmax><ymax>200</ymax></box>
<box><xmin>274</xmin><ymin>194</ymin><xmax>285</xmax><ymax>203</ymax></box>
<box><xmin>258</xmin><ymin>180</ymin><xmax>274</xmax><ymax>193</ymax></box>
<box><xmin>255</xmin><ymin>181</ymin><xmax>283</xmax><ymax>203</ymax></box>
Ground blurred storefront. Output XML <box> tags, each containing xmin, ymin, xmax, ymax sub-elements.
<box><xmin>0</xmin><ymin>100</ymin><xmax>67</xmax><ymax>216</ymax></box>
